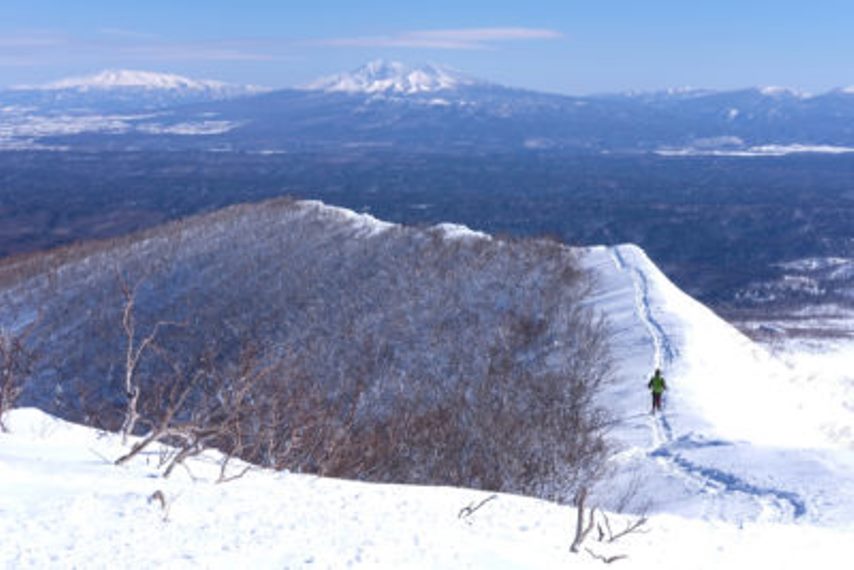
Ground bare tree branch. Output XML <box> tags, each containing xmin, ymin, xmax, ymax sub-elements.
<box><xmin>115</xmin><ymin>271</ymin><xmax>184</xmax><ymax>444</ymax></box>
<box><xmin>458</xmin><ymin>494</ymin><xmax>498</xmax><ymax>520</ymax></box>
<box><xmin>585</xmin><ymin>548</ymin><xmax>628</xmax><ymax>564</ymax></box>
<box><xmin>570</xmin><ymin>487</ymin><xmax>598</xmax><ymax>553</ymax></box>
<box><xmin>0</xmin><ymin>316</ymin><xmax>38</xmax><ymax>432</ymax></box>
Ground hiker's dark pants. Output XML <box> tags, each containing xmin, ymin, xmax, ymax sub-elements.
<box><xmin>652</xmin><ymin>392</ymin><xmax>663</xmax><ymax>412</ymax></box>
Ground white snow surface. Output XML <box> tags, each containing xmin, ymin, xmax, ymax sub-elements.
<box><xmin>657</xmin><ymin>144</ymin><xmax>854</xmax><ymax>156</ymax></box>
<box><xmin>304</xmin><ymin>60</ymin><xmax>476</xmax><ymax>95</ymax></box>
<box><xmin>298</xmin><ymin>200</ymin><xmax>494</xmax><ymax>242</ymax></box>
<box><xmin>757</xmin><ymin>86</ymin><xmax>810</xmax><ymax>98</ymax></box>
<box><xmin>0</xmin><ymin>111</ymin><xmax>238</xmax><ymax>142</ymax></box>
<box><xmin>432</xmin><ymin>223</ymin><xmax>491</xmax><ymax>241</ymax></box>
<box><xmin>136</xmin><ymin>120</ymin><xmax>239</xmax><ymax>136</ymax></box>
<box><xmin>2</xmin><ymin>407</ymin><xmax>852</xmax><ymax>569</ymax></box>
<box><xmin>16</xmin><ymin>69</ymin><xmax>266</xmax><ymax>93</ymax></box>
<box><xmin>2</xmin><ymin>236</ymin><xmax>853</xmax><ymax>567</ymax></box>
<box><xmin>299</xmin><ymin>200</ymin><xmax>397</xmax><ymax>237</ymax></box>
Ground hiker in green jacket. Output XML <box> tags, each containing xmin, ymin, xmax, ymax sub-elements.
<box><xmin>648</xmin><ymin>368</ymin><xmax>667</xmax><ymax>414</ymax></box>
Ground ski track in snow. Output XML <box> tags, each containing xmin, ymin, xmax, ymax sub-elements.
<box><xmin>608</xmin><ymin>246</ymin><xmax>806</xmax><ymax>521</ymax></box>
<box><xmin>610</xmin><ymin>246</ymin><xmax>678</xmax><ymax>369</ymax></box>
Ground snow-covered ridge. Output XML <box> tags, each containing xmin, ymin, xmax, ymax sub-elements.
<box><xmin>13</xmin><ymin>69</ymin><xmax>267</xmax><ymax>94</ymax></box>
<box><xmin>756</xmin><ymin>85</ymin><xmax>810</xmax><ymax>98</ymax></box>
<box><xmin>299</xmin><ymin>200</ymin><xmax>494</xmax><ymax>241</ymax></box>
<box><xmin>299</xmin><ymin>200</ymin><xmax>396</xmax><ymax>237</ymax></box>
<box><xmin>432</xmin><ymin>222</ymin><xmax>491</xmax><ymax>241</ymax></box>
<box><xmin>583</xmin><ymin>243</ymin><xmax>854</xmax><ymax>527</ymax></box>
<box><xmin>304</xmin><ymin>60</ymin><xmax>478</xmax><ymax>94</ymax></box>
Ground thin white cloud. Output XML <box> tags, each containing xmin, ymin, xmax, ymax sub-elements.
<box><xmin>0</xmin><ymin>32</ymin><xmax>282</xmax><ymax>67</ymax></box>
<box><xmin>0</xmin><ymin>55</ymin><xmax>42</xmax><ymax>66</ymax></box>
<box><xmin>415</xmin><ymin>28</ymin><xmax>563</xmax><ymax>41</ymax></box>
<box><xmin>118</xmin><ymin>42</ymin><xmax>277</xmax><ymax>62</ymax></box>
<box><xmin>0</xmin><ymin>26</ymin><xmax>555</xmax><ymax>69</ymax></box>
<box><xmin>0</xmin><ymin>33</ymin><xmax>71</xmax><ymax>67</ymax></box>
<box><xmin>315</xmin><ymin>27</ymin><xmax>563</xmax><ymax>50</ymax></box>
<box><xmin>97</xmin><ymin>28</ymin><xmax>160</xmax><ymax>41</ymax></box>
<box><xmin>0</xmin><ymin>33</ymin><xmax>68</xmax><ymax>48</ymax></box>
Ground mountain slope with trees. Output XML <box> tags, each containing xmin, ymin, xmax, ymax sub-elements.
<box><xmin>1</xmin><ymin>198</ymin><xmax>613</xmax><ymax>501</ymax></box>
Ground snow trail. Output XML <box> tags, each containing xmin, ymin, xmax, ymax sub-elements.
<box><xmin>608</xmin><ymin>245</ymin><xmax>806</xmax><ymax>521</ymax></box>
<box><xmin>609</xmin><ymin>246</ymin><xmax>677</xmax><ymax>370</ymax></box>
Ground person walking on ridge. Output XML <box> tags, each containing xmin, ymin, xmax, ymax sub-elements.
<box><xmin>648</xmin><ymin>368</ymin><xmax>666</xmax><ymax>414</ymax></box>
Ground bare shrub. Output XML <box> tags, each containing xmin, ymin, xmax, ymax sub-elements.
<box><xmin>115</xmin><ymin>271</ymin><xmax>184</xmax><ymax>443</ymax></box>
<box><xmin>568</xmin><ymin>483</ymin><xmax>649</xmax><ymax>562</ymax></box>
<box><xmin>115</xmin><ymin>340</ymin><xmax>283</xmax><ymax>479</ymax></box>
<box><xmin>0</xmin><ymin>319</ymin><xmax>38</xmax><ymax>432</ymax></box>
<box><xmin>4</xmin><ymin>199</ymin><xmax>619</xmax><ymax>501</ymax></box>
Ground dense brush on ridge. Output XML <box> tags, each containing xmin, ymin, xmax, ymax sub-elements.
<box><xmin>1</xmin><ymin>198</ymin><xmax>612</xmax><ymax>499</ymax></box>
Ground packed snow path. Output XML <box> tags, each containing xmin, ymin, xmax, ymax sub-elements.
<box><xmin>608</xmin><ymin>245</ymin><xmax>807</xmax><ymax>522</ymax></box>
<box><xmin>609</xmin><ymin>246</ymin><xmax>677</xmax><ymax>370</ymax></box>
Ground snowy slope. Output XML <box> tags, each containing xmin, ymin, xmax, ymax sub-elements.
<box><xmin>2</xmin><ymin>408</ymin><xmax>852</xmax><ymax>569</ymax></box>
<box><xmin>583</xmin><ymin>245</ymin><xmax>854</xmax><ymax>526</ymax></box>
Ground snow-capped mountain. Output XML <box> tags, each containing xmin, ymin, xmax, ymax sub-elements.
<box><xmin>303</xmin><ymin>60</ymin><xmax>477</xmax><ymax>95</ymax></box>
<box><xmin>20</xmin><ymin>69</ymin><xmax>217</xmax><ymax>92</ymax></box>
<box><xmin>14</xmin><ymin>69</ymin><xmax>267</xmax><ymax>95</ymax></box>
<box><xmin>0</xmin><ymin>70</ymin><xmax>266</xmax><ymax>118</ymax></box>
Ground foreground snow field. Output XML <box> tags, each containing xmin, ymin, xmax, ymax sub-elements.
<box><xmin>1</xmin><ymin>408</ymin><xmax>852</xmax><ymax>569</ymax></box>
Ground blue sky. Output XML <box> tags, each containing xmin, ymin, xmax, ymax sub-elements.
<box><xmin>2</xmin><ymin>0</ymin><xmax>854</xmax><ymax>94</ymax></box>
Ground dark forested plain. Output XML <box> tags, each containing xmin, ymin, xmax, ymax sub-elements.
<box><xmin>1</xmin><ymin>150</ymin><xmax>852</xmax><ymax>313</ymax></box>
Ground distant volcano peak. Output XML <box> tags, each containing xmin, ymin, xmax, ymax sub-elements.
<box><xmin>303</xmin><ymin>60</ymin><xmax>479</xmax><ymax>95</ymax></box>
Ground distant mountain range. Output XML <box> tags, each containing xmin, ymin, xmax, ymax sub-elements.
<box><xmin>5</xmin><ymin>61</ymin><xmax>854</xmax><ymax>153</ymax></box>
<box><xmin>4</xmin><ymin>69</ymin><xmax>267</xmax><ymax>113</ymax></box>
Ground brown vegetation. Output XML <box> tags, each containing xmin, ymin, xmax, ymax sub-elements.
<box><xmin>2</xmin><ymin>198</ymin><xmax>617</xmax><ymax>504</ymax></box>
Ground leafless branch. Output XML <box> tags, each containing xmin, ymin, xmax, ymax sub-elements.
<box><xmin>458</xmin><ymin>494</ymin><xmax>498</xmax><ymax>520</ymax></box>
<box><xmin>217</xmin><ymin>462</ymin><xmax>253</xmax><ymax>484</ymax></box>
<box><xmin>116</xmin><ymin>271</ymin><xmax>184</xmax><ymax>443</ymax></box>
<box><xmin>585</xmin><ymin>548</ymin><xmax>627</xmax><ymax>564</ymax></box>
<box><xmin>0</xmin><ymin>316</ymin><xmax>39</xmax><ymax>432</ymax></box>
<box><xmin>570</xmin><ymin>487</ymin><xmax>597</xmax><ymax>553</ymax></box>
<box><xmin>598</xmin><ymin>511</ymin><xmax>649</xmax><ymax>543</ymax></box>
